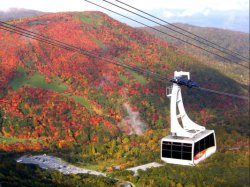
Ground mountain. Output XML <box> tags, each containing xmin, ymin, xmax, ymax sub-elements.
<box><xmin>0</xmin><ymin>11</ymin><xmax>249</xmax><ymax>186</ymax></box>
<box><xmin>141</xmin><ymin>23</ymin><xmax>250</xmax><ymax>85</ymax></box>
<box><xmin>157</xmin><ymin>10</ymin><xmax>249</xmax><ymax>33</ymax></box>
<box><xmin>142</xmin><ymin>23</ymin><xmax>249</xmax><ymax>57</ymax></box>
<box><xmin>0</xmin><ymin>8</ymin><xmax>46</xmax><ymax>21</ymax></box>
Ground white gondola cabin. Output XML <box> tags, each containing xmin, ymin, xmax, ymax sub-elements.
<box><xmin>161</xmin><ymin>71</ymin><xmax>216</xmax><ymax>165</ymax></box>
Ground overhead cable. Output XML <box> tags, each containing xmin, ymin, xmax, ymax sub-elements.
<box><xmin>113</xmin><ymin>0</ymin><xmax>250</xmax><ymax>62</ymax></box>
<box><xmin>194</xmin><ymin>87</ymin><xmax>249</xmax><ymax>100</ymax></box>
<box><xmin>0</xmin><ymin>21</ymin><xmax>248</xmax><ymax>100</ymax></box>
<box><xmin>102</xmin><ymin>0</ymin><xmax>249</xmax><ymax>68</ymax></box>
<box><xmin>0</xmin><ymin>22</ymin><xmax>167</xmax><ymax>83</ymax></box>
<box><xmin>84</xmin><ymin>0</ymin><xmax>249</xmax><ymax>69</ymax></box>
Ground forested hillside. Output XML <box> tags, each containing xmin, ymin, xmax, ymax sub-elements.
<box><xmin>0</xmin><ymin>11</ymin><xmax>249</xmax><ymax>186</ymax></box>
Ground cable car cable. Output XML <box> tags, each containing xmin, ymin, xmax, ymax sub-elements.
<box><xmin>0</xmin><ymin>22</ymin><xmax>248</xmax><ymax>100</ymax></box>
<box><xmin>194</xmin><ymin>87</ymin><xmax>249</xmax><ymax>100</ymax></box>
<box><xmin>1</xmin><ymin>21</ymin><xmax>163</xmax><ymax>80</ymax></box>
<box><xmin>0</xmin><ymin>23</ymin><xmax>168</xmax><ymax>83</ymax></box>
<box><xmin>0</xmin><ymin>26</ymin><xmax>77</xmax><ymax>52</ymax></box>
<box><xmin>113</xmin><ymin>0</ymin><xmax>250</xmax><ymax>61</ymax></box>
<box><xmin>104</xmin><ymin>0</ymin><xmax>249</xmax><ymax>63</ymax></box>
<box><xmin>103</xmin><ymin>0</ymin><xmax>249</xmax><ymax>66</ymax></box>
<box><xmin>84</xmin><ymin>0</ymin><xmax>249</xmax><ymax>69</ymax></box>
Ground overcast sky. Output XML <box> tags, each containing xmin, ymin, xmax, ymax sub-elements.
<box><xmin>1</xmin><ymin>0</ymin><xmax>249</xmax><ymax>32</ymax></box>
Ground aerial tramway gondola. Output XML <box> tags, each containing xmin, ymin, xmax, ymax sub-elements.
<box><xmin>161</xmin><ymin>71</ymin><xmax>216</xmax><ymax>165</ymax></box>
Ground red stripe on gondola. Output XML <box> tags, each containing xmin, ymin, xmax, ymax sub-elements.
<box><xmin>194</xmin><ymin>149</ymin><xmax>206</xmax><ymax>160</ymax></box>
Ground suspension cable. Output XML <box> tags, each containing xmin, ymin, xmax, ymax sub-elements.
<box><xmin>113</xmin><ymin>0</ymin><xmax>250</xmax><ymax>61</ymax></box>
<box><xmin>84</xmin><ymin>0</ymin><xmax>249</xmax><ymax>69</ymax></box>
<box><xmin>0</xmin><ymin>21</ymin><xmax>248</xmax><ymax>100</ymax></box>
<box><xmin>0</xmin><ymin>22</ymin><xmax>168</xmax><ymax>83</ymax></box>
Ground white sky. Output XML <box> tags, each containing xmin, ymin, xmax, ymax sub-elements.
<box><xmin>1</xmin><ymin>0</ymin><xmax>249</xmax><ymax>14</ymax></box>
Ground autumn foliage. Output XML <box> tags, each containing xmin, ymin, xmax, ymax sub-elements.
<box><xmin>0</xmin><ymin>11</ymin><xmax>248</xmax><ymax>152</ymax></box>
